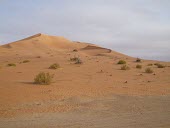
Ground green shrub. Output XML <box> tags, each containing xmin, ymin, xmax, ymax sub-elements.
<box><xmin>145</xmin><ymin>68</ymin><xmax>153</xmax><ymax>73</ymax></box>
<box><xmin>121</xmin><ymin>65</ymin><xmax>130</xmax><ymax>70</ymax></box>
<box><xmin>117</xmin><ymin>60</ymin><xmax>126</xmax><ymax>64</ymax></box>
<box><xmin>34</xmin><ymin>72</ymin><xmax>54</xmax><ymax>85</ymax></box>
<box><xmin>156</xmin><ymin>64</ymin><xmax>165</xmax><ymax>68</ymax></box>
<box><xmin>23</xmin><ymin>60</ymin><xmax>30</xmax><ymax>63</ymax></box>
<box><xmin>136</xmin><ymin>58</ymin><xmax>142</xmax><ymax>62</ymax></box>
<box><xmin>136</xmin><ymin>64</ymin><xmax>142</xmax><ymax>69</ymax></box>
<box><xmin>49</xmin><ymin>63</ymin><xmax>60</xmax><ymax>69</ymax></box>
<box><xmin>7</xmin><ymin>63</ymin><xmax>16</xmax><ymax>67</ymax></box>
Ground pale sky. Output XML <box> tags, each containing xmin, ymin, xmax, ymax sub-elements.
<box><xmin>0</xmin><ymin>0</ymin><xmax>170</xmax><ymax>61</ymax></box>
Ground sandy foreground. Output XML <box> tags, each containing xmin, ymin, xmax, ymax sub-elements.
<box><xmin>0</xmin><ymin>34</ymin><xmax>170</xmax><ymax>128</ymax></box>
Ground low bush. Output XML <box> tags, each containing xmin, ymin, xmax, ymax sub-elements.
<box><xmin>49</xmin><ymin>63</ymin><xmax>60</xmax><ymax>69</ymax></box>
<box><xmin>73</xmin><ymin>49</ymin><xmax>78</xmax><ymax>52</ymax></box>
<box><xmin>23</xmin><ymin>60</ymin><xmax>30</xmax><ymax>63</ymax></box>
<box><xmin>156</xmin><ymin>63</ymin><xmax>165</xmax><ymax>68</ymax></box>
<box><xmin>117</xmin><ymin>60</ymin><xmax>126</xmax><ymax>64</ymax></box>
<box><xmin>148</xmin><ymin>63</ymin><xmax>153</xmax><ymax>66</ymax></box>
<box><xmin>7</xmin><ymin>63</ymin><xmax>16</xmax><ymax>67</ymax></box>
<box><xmin>75</xmin><ymin>58</ymin><xmax>83</xmax><ymax>64</ymax></box>
<box><xmin>136</xmin><ymin>58</ymin><xmax>142</xmax><ymax>62</ymax></box>
<box><xmin>136</xmin><ymin>64</ymin><xmax>142</xmax><ymax>69</ymax></box>
<box><xmin>70</xmin><ymin>57</ymin><xmax>83</xmax><ymax>64</ymax></box>
<box><xmin>34</xmin><ymin>72</ymin><xmax>54</xmax><ymax>85</ymax></box>
<box><xmin>70</xmin><ymin>57</ymin><xmax>79</xmax><ymax>61</ymax></box>
<box><xmin>145</xmin><ymin>68</ymin><xmax>153</xmax><ymax>73</ymax></box>
<box><xmin>121</xmin><ymin>65</ymin><xmax>130</xmax><ymax>70</ymax></box>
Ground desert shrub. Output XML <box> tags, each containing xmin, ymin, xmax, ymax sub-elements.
<box><xmin>7</xmin><ymin>63</ymin><xmax>16</xmax><ymax>67</ymax></box>
<box><xmin>75</xmin><ymin>58</ymin><xmax>83</xmax><ymax>64</ymax></box>
<box><xmin>148</xmin><ymin>63</ymin><xmax>153</xmax><ymax>66</ymax></box>
<box><xmin>117</xmin><ymin>60</ymin><xmax>126</xmax><ymax>64</ymax></box>
<box><xmin>70</xmin><ymin>57</ymin><xmax>79</xmax><ymax>61</ymax></box>
<box><xmin>121</xmin><ymin>65</ymin><xmax>130</xmax><ymax>70</ymax></box>
<box><xmin>73</xmin><ymin>49</ymin><xmax>78</xmax><ymax>52</ymax></box>
<box><xmin>145</xmin><ymin>68</ymin><xmax>153</xmax><ymax>73</ymax></box>
<box><xmin>34</xmin><ymin>72</ymin><xmax>54</xmax><ymax>85</ymax></box>
<box><xmin>156</xmin><ymin>63</ymin><xmax>165</xmax><ymax>68</ymax></box>
<box><xmin>70</xmin><ymin>57</ymin><xmax>83</xmax><ymax>64</ymax></box>
<box><xmin>49</xmin><ymin>63</ymin><xmax>60</xmax><ymax>69</ymax></box>
<box><xmin>154</xmin><ymin>63</ymin><xmax>159</xmax><ymax>66</ymax></box>
<box><xmin>23</xmin><ymin>60</ymin><xmax>30</xmax><ymax>63</ymax></box>
<box><xmin>36</xmin><ymin>56</ymin><xmax>41</xmax><ymax>58</ymax></box>
<box><xmin>136</xmin><ymin>58</ymin><xmax>142</xmax><ymax>62</ymax></box>
<box><xmin>136</xmin><ymin>64</ymin><xmax>142</xmax><ymax>69</ymax></box>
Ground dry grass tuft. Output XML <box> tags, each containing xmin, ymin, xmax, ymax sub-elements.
<box><xmin>121</xmin><ymin>65</ymin><xmax>130</xmax><ymax>70</ymax></box>
<box><xmin>34</xmin><ymin>72</ymin><xmax>54</xmax><ymax>85</ymax></box>
<box><xmin>7</xmin><ymin>63</ymin><xmax>16</xmax><ymax>67</ymax></box>
<box><xmin>49</xmin><ymin>63</ymin><xmax>60</xmax><ymax>69</ymax></box>
<box><xmin>117</xmin><ymin>60</ymin><xmax>126</xmax><ymax>64</ymax></box>
<box><xmin>23</xmin><ymin>60</ymin><xmax>30</xmax><ymax>63</ymax></box>
<box><xmin>136</xmin><ymin>64</ymin><xmax>142</xmax><ymax>69</ymax></box>
<box><xmin>145</xmin><ymin>68</ymin><xmax>153</xmax><ymax>73</ymax></box>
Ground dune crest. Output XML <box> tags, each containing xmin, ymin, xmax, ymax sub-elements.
<box><xmin>0</xmin><ymin>33</ymin><xmax>125</xmax><ymax>57</ymax></box>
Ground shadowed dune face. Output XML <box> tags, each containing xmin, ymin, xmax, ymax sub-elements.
<box><xmin>80</xmin><ymin>45</ymin><xmax>112</xmax><ymax>56</ymax></box>
<box><xmin>0</xmin><ymin>33</ymin><xmax>170</xmax><ymax>128</ymax></box>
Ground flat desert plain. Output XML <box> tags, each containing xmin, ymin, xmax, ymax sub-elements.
<box><xmin>0</xmin><ymin>33</ymin><xmax>170</xmax><ymax>128</ymax></box>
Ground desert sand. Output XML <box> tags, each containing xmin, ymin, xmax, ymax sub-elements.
<box><xmin>0</xmin><ymin>33</ymin><xmax>170</xmax><ymax>128</ymax></box>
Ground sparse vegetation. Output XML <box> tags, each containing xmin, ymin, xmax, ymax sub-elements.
<box><xmin>136</xmin><ymin>58</ymin><xmax>142</xmax><ymax>62</ymax></box>
<box><xmin>23</xmin><ymin>60</ymin><xmax>30</xmax><ymax>63</ymax></box>
<box><xmin>145</xmin><ymin>68</ymin><xmax>153</xmax><ymax>73</ymax></box>
<box><xmin>121</xmin><ymin>65</ymin><xmax>130</xmax><ymax>70</ymax></box>
<box><xmin>75</xmin><ymin>58</ymin><xmax>83</xmax><ymax>64</ymax></box>
<box><xmin>7</xmin><ymin>63</ymin><xmax>16</xmax><ymax>67</ymax></box>
<box><xmin>70</xmin><ymin>57</ymin><xmax>83</xmax><ymax>64</ymax></box>
<box><xmin>154</xmin><ymin>63</ymin><xmax>159</xmax><ymax>66</ymax></box>
<box><xmin>148</xmin><ymin>63</ymin><xmax>153</xmax><ymax>66</ymax></box>
<box><xmin>136</xmin><ymin>64</ymin><xmax>142</xmax><ymax>69</ymax></box>
<box><xmin>117</xmin><ymin>60</ymin><xmax>126</xmax><ymax>64</ymax></box>
<box><xmin>156</xmin><ymin>63</ymin><xmax>165</xmax><ymax>68</ymax></box>
<box><xmin>36</xmin><ymin>56</ymin><xmax>41</xmax><ymax>58</ymax></box>
<box><xmin>73</xmin><ymin>49</ymin><xmax>78</xmax><ymax>52</ymax></box>
<box><xmin>49</xmin><ymin>63</ymin><xmax>60</xmax><ymax>69</ymax></box>
<box><xmin>34</xmin><ymin>72</ymin><xmax>54</xmax><ymax>85</ymax></box>
<box><xmin>70</xmin><ymin>57</ymin><xmax>79</xmax><ymax>61</ymax></box>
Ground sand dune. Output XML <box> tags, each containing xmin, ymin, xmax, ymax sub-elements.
<box><xmin>0</xmin><ymin>34</ymin><xmax>170</xmax><ymax>128</ymax></box>
<box><xmin>1</xmin><ymin>33</ymin><xmax>84</xmax><ymax>50</ymax></box>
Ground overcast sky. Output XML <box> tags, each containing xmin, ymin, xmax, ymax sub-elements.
<box><xmin>0</xmin><ymin>0</ymin><xmax>170</xmax><ymax>61</ymax></box>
